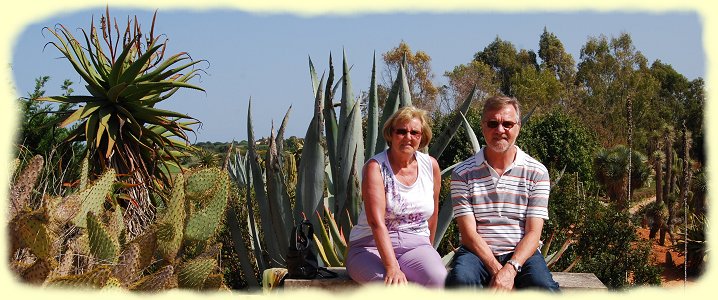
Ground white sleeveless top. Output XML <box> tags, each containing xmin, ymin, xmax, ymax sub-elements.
<box><xmin>349</xmin><ymin>150</ymin><xmax>435</xmax><ymax>241</ymax></box>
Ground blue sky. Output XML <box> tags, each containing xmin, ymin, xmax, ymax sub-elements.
<box><xmin>1</xmin><ymin>0</ymin><xmax>716</xmax><ymax>296</ymax></box>
<box><xmin>7</xmin><ymin>5</ymin><xmax>707</xmax><ymax>145</ymax></box>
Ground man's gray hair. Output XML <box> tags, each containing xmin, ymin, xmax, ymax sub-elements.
<box><xmin>482</xmin><ymin>95</ymin><xmax>521</xmax><ymax>123</ymax></box>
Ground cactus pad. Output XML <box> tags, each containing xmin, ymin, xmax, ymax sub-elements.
<box><xmin>177</xmin><ymin>257</ymin><xmax>217</xmax><ymax>289</ymax></box>
<box><xmin>87</xmin><ymin>212</ymin><xmax>120</xmax><ymax>264</ymax></box>
<box><xmin>71</xmin><ymin>169</ymin><xmax>116</xmax><ymax>227</ymax></box>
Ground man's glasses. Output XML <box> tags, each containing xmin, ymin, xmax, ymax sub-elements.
<box><xmin>485</xmin><ymin>120</ymin><xmax>518</xmax><ymax>129</ymax></box>
<box><xmin>394</xmin><ymin>128</ymin><xmax>422</xmax><ymax>137</ymax></box>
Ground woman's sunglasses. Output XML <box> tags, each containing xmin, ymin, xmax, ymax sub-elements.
<box><xmin>394</xmin><ymin>128</ymin><xmax>422</xmax><ymax>137</ymax></box>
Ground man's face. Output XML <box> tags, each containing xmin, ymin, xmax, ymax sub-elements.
<box><xmin>481</xmin><ymin>105</ymin><xmax>520</xmax><ymax>154</ymax></box>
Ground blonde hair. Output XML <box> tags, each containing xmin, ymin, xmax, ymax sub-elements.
<box><xmin>382</xmin><ymin>106</ymin><xmax>433</xmax><ymax>149</ymax></box>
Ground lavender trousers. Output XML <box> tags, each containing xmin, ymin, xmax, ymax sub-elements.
<box><xmin>345</xmin><ymin>231</ymin><xmax>447</xmax><ymax>288</ymax></box>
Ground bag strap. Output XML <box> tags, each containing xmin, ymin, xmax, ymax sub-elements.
<box><xmin>292</xmin><ymin>220</ymin><xmax>314</xmax><ymax>251</ymax></box>
<box><xmin>316</xmin><ymin>267</ymin><xmax>338</xmax><ymax>278</ymax></box>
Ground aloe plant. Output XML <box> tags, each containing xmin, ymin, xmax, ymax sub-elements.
<box><xmin>37</xmin><ymin>9</ymin><xmax>205</xmax><ymax>239</ymax></box>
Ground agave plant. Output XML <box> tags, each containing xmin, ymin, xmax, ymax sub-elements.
<box><xmin>225</xmin><ymin>51</ymin><xmax>484</xmax><ymax>285</ymax></box>
<box><xmin>37</xmin><ymin>9</ymin><xmax>205</xmax><ymax>238</ymax></box>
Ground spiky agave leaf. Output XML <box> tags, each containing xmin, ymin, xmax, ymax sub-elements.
<box><xmin>374</xmin><ymin>58</ymin><xmax>412</xmax><ymax>153</ymax></box>
<box><xmin>246</xmin><ymin>99</ymin><xmax>284</xmax><ymax>265</ymax></box>
<box><xmin>322</xmin><ymin>54</ymin><xmax>340</xmax><ymax>203</ymax></box>
<box><xmin>459</xmin><ymin>111</ymin><xmax>481</xmax><ymax>154</ymax></box>
<box><xmin>225</xmin><ymin>205</ymin><xmax>260</xmax><ymax>288</ymax></box>
<box><xmin>297</xmin><ymin>75</ymin><xmax>327</xmax><ymax>229</ymax></box>
<box><xmin>335</xmin><ymin>99</ymin><xmax>364</xmax><ymax>233</ymax></box>
<box><xmin>429</xmin><ymin>85</ymin><xmax>476</xmax><ymax>159</ymax></box>
<box><xmin>263</xmin><ymin>125</ymin><xmax>292</xmax><ymax>253</ymax></box>
<box><xmin>365</xmin><ymin>52</ymin><xmax>379</xmax><ymax>161</ymax></box>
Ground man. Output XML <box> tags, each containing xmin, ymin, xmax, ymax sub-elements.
<box><xmin>445</xmin><ymin>95</ymin><xmax>559</xmax><ymax>291</ymax></box>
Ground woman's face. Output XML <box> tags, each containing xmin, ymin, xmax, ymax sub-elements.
<box><xmin>390</xmin><ymin>117</ymin><xmax>423</xmax><ymax>154</ymax></box>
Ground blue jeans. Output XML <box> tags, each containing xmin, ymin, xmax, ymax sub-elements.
<box><xmin>445</xmin><ymin>246</ymin><xmax>560</xmax><ymax>291</ymax></box>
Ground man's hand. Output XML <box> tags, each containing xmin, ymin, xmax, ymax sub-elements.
<box><xmin>489</xmin><ymin>264</ymin><xmax>517</xmax><ymax>291</ymax></box>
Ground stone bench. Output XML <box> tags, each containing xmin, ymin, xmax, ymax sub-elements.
<box><xmin>283</xmin><ymin>267</ymin><xmax>607</xmax><ymax>291</ymax></box>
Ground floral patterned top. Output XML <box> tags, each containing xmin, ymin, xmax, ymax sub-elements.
<box><xmin>349</xmin><ymin>150</ymin><xmax>435</xmax><ymax>242</ymax></box>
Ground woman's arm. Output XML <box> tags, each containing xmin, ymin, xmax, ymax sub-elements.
<box><xmin>363</xmin><ymin>161</ymin><xmax>407</xmax><ymax>285</ymax></box>
<box><xmin>428</xmin><ymin>157</ymin><xmax>441</xmax><ymax>245</ymax></box>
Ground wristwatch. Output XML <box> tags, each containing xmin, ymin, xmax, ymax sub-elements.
<box><xmin>506</xmin><ymin>259</ymin><xmax>522</xmax><ymax>272</ymax></box>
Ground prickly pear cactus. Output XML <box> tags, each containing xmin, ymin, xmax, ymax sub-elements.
<box><xmin>177</xmin><ymin>257</ymin><xmax>217</xmax><ymax>289</ymax></box>
<box><xmin>44</xmin><ymin>265</ymin><xmax>114</xmax><ymax>289</ymax></box>
<box><xmin>87</xmin><ymin>212</ymin><xmax>120</xmax><ymax>264</ymax></box>
<box><xmin>156</xmin><ymin>173</ymin><xmax>186</xmax><ymax>263</ymax></box>
<box><xmin>128</xmin><ymin>265</ymin><xmax>177</xmax><ymax>291</ymax></box>
<box><xmin>183</xmin><ymin>168</ymin><xmax>229</xmax><ymax>242</ymax></box>
<box><xmin>9</xmin><ymin>155</ymin><xmax>44</xmax><ymax>217</ymax></box>
<box><xmin>10</xmin><ymin>211</ymin><xmax>54</xmax><ymax>262</ymax></box>
<box><xmin>70</xmin><ymin>169</ymin><xmax>116</xmax><ymax>227</ymax></box>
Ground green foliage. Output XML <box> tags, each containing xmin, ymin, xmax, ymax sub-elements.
<box><xmin>474</xmin><ymin>36</ymin><xmax>539</xmax><ymax>97</ymax></box>
<box><xmin>594</xmin><ymin>145</ymin><xmax>650</xmax><ymax>209</ymax></box>
<box><xmin>37</xmin><ymin>9</ymin><xmax>204</xmax><ymax>198</ymax></box>
<box><xmin>569</xmin><ymin>198</ymin><xmax>661</xmax><ymax>288</ymax></box>
<box><xmin>672</xmin><ymin>213</ymin><xmax>706</xmax><ymax>276</ymax></box>
<box><xmin>518</xmin><ymin>110</ymin><xmax>599</xmax><ymax>186</ymax></box>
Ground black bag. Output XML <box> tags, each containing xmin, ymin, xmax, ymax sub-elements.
<box><xmin>286</xmin><ymin>220</ymin><xmax>337</xmax><ymax>279</ymax></box>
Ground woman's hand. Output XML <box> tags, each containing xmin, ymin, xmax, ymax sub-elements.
<box><xmin>384</xmin><ymin>265</ymin><xmax>408</xmax><ymax>286</ymax></box>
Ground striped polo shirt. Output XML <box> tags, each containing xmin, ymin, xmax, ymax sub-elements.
<box><xmin>451</xmin><ymin>146</ymin><xmax>550</xmax><ymax>256</ymax></box>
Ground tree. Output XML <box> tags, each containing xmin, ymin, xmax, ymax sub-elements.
<box><xmin>382</xmin><ymin>41</ymin><xmax>439</xmax><ymax>112</ymax></box>
<box><xmin>473</xmin><ymin>37</ymin><xmax>539</xmax><ymax>97</ymax></box>
<box><xmin>518</xmin><ymin>109</ymin><xmax>599</xmax><ymax>185</ymax></box>
<box><xmin>575</xmin><ymin>33</ymin><xmax>660</xmax><ymax>148</ymax></box>
<box><xmin>593</xmin><ymin>145</ymin><xmax>650</xmax><ymax>210</ymax></box>
<box><xmin>443</xmin><ymin>60</ymin><xmax>499</xmax><ymax>111</ymax></box>
<box><xmin>537</xmin><ymin>27</ymin><xmax>577</xmax><ymax>107</ymax></box>
<box><xmin>649</xmin><ymin>61</ymin><xmax>705</xmax><ymax>164</ymax></box>
<box><xmin>16</xmin><ymin>76</ymin><xmax>82</xmax><ymax>195</ymax></box>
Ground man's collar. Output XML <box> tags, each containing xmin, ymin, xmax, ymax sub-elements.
<box><xmin>476</xmin><ymin>146</ymin><xmax>526</xmax><ymax>166</ymax></box>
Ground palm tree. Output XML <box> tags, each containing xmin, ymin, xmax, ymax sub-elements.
<box><xmin>594</xmin><ymin>145</ymin><xmax>650</xmax><ymax>210</ymax></box>
<box><xmin>38</xmin><ymin>8</ymin><xmax>205</xmax><ymax>238</ymax></box>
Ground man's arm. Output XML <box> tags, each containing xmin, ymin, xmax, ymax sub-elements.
<box><xmin>489</xmin><ymin>217</ymin><xmax>544</xmax><ymax>290</ymax></box>
<box><xmin>455</xmin><ymin>215</ymin><xmax>503</xmax><ymax>276</ymax></box>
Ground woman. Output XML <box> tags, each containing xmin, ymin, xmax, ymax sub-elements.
<box><xmin>345</xmin><ymin>106</ymin><xmax>447</xmax><ymax>288</ymax></box>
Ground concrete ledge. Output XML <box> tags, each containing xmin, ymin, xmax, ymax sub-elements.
<box><xmin>283</xmin><ymin>267</ymin><xmax>607</xmax><ymax>291</ymax></box>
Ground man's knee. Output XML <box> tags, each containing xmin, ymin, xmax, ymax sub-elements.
<box><xmin>517</xmin><ymin>251</ymin><xmax>560</xmax><ymax>291</ymax></box>
<box><xmin>445</xmin><ymin>267</ymin><xmax>482</xmax><ymax>288</ymax></box>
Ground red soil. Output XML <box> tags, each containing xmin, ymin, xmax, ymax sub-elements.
<box><xmin>635</xmin><ymin>227</ymin><xmax>694</xmax><ymax>287</ymax></box>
